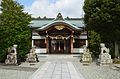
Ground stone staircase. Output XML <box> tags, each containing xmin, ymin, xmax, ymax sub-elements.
<box><xmin>37</xmin><ymin>54</ymin><xmax>81</xmax><ymax>62</ymax></box>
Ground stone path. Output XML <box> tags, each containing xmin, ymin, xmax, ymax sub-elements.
<box><xmin>29</xmin><ymin>61</ymin><xmax>84</xmax><ymax>79</ymax></box>
<box><xmin>0</xmin><ymin>54</ymin><xmax>120</xmax><ymax>79</ymax></box>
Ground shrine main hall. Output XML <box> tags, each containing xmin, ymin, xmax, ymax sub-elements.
<box><xmin>29</xmin><ymin>13</ymin><xmax>87</xmax><ymax>54</ymax></box>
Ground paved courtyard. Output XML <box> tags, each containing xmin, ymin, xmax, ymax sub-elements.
<box><xmin>0</xmin><ymin>55</ymin><xmax>120</xmax><ymax>79</ymax></box>
<box><xmin>29</xmin><ymin>61</ymin><xmax>83</xmax><ymax>79</ymax></box>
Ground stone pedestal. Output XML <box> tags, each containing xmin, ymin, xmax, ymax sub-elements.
<box><xmin>26</xmin><ymin>53</ymin><xmax>37</xmax><ymax>63</ymax></box>
<box><xmin>98</xmin><ymin>53</ymin><xmax>113</xmax><ymax>65</ymax></box>
<box><xmin>5</xmin><ymin>45</ymin><xmax>18</xmax><ymax>65</ymax></box>
<box><xmin>81</xmin><ymin>52</ymin><xmax>92</xmax><ymax>63</ymax></box>
<box><xmin>113</xmin><ymin>57</ymin><xmax>120</xmax><ymax>64</ymax></box>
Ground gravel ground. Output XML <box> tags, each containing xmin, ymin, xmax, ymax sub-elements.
<box><xmin>74</xmin><ymin>62</ymin><xmax>120</xmax><ymax>79</ymax></box>
<box><xmin>0</xmin><ymin>61</ymin><xmax>45</xmax><ymax>79</ymax></box>
<box><xmin>0</xmin><ymin>69</ymin><xmax>34</xmax><ymax>79</ymax></box>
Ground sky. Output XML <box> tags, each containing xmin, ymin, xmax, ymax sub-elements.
<box><xmin>1</xmin><ymin>0</ymin><xmax>85</xmax><ymax>18</ymax></box>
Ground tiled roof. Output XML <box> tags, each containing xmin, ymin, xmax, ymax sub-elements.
<box><xmin>29</xmin><ymin>13</ymin><xmax>85</xmax><ymax>30</ymax></box>
<box><xmin>29</xmin><ymin>19</ymin><xmax>84</xmax><ymax>28</ymax></box>
<box><xmin>38</xmin><ymin>20</ymin><xmax>82</xmax><ymax>30</ymax></box>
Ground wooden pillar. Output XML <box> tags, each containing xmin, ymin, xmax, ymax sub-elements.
<box><xmin>64</xmin><ymin>38</ymin><xmax>66</xmax><ymax>53</ymax></box>
<box><xmin>71</xmin><ymin>36</ymin><xmax>73</xmax><ymax>54</ymax></box>
<box><xmin>71</xmin><ymin>31</ymin><xmax>74</xmax><ymax>54</ymax></box>
<box><xmin>46</xmin><ymin>36</ymin><xmax>49</xmax><ymax>54</ymax></box>
<box><xmin>46</xmin><ymin>31</ymin><xmax>49</xmax><ymax>54</ymax></box>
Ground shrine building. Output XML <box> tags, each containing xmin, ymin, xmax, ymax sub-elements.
<box><xmin>29</xmin><ymin>13</ymin><xmax>88</xmax><ymax>54</ymax></box>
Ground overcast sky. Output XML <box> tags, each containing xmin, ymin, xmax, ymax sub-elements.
<box><xmin>1</xmin><ymin>0</ymin><xmax>85</xmax><ymax>18</ymax></box>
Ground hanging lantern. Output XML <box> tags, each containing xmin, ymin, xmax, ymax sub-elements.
<box><xmin>59</xmin><ymin>42</ymin><xmax>60</xmax><ymax>51</ymax></box>
<box><xmin>54</xmin><ymin>45</ymin><xmax>55</xmax><ymax>51</ymax></box>
<box><xmin>59</xmin><ymin>46</ymin><xmax>60</xmax><ymax>51</ymax></box>
<box><xmin>71</xmin><ymin>34</ymin><xmax>73</xmax><ymax>37</ymax></box>
<box><xmin>45</xmin><ymin>38</ymin><xmax>46</xmax><ymax>43</ymax></box>
<box><xmin>46</xmin><ymin>35</ymin><xmax>48</xmax><ymax>37</ymax></box>
<box><xmin>64</xmin><ymin>46</ymin><xmax>66</xmax><ymax>50</ymax></box>
<box><xmin>73</xmin><ymin>38</ymin><xmax>75</xmax><ymax>43</ymax></box>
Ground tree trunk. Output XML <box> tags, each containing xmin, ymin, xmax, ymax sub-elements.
<box><xmin>115</xmin><ymin>41</ymin><xmax>119</xmax><ymax>58</ymax></box>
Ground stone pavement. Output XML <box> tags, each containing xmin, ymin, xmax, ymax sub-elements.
<box><xmin>0</xmin><ymin>54</ymin><xmax>120</xmax><ymax>79</ymax></box>
<box><xmin>37</xmin><ymin>54</ymin><xmax>80</xmax><ymax>62</ymax></box>
<box><xmin>29</xmin><ymin>61</ymin><xmax>84</xmax><ymax>79</ymax></box>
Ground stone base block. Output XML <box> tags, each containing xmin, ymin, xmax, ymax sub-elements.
<box><xmin>81</xmin><ymin>54</ymin><xmax>92</xmax><ymax>63</ymax></box>
<box><xmin>98</xmin><ymin>59</ymin><xmax>113</xmax><ymax>66</ymax></box>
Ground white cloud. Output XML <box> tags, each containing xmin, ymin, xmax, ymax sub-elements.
<box><xmin>25</xmin><ymin>0</ymin><xmax>84</xmax><ymax>18</ymax></box>
<box><xmin>0</xmin><ymin>0</ymin><xmax>1</xmax><ymax>4</ymax></box>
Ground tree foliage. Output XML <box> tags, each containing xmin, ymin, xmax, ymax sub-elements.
<box><xmin>83</xmin><ymin>0</ymin><xmax>120</xmax><ymax>57</ymax></box>
<box><xmin>0</xmin><ymin>0</ymin><xmax>31</xmax><ymax>62</ymax></box>
<box><xmin>84</xmin><ymin>0</ymin><xmax>120</xmax><ymax>41</ymax></box>
<box><xmin>88</xmin><ymin>31</ymin><xmax>101</xmax><ymax>57</ymax></box>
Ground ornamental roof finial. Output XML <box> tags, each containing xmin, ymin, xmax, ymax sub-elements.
<box><xmin>55</xmin><ymin>13</ymin><xmax>64</xmax><ymax>20</ymax></box>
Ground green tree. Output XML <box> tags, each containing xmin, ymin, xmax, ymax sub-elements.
<box><xmin>83</xmin><ymin>0</ymin><xmax>120</xmax><ymax>57</ymax></box>
<box><xmin>88</xmin><ymin>31</ymin><xmax>101</xmax><ymax>58</ymax></box>
<box><xmin>0</xmin><ymin>0</ymin><xmax>31</xmax><ymax>62</ymax></box>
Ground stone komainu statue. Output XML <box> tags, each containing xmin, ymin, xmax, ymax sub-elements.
<box><xmin>81</xmin><ymin>45</ymin><xmax>92</xmax><ymax>63</ymax></box>
<box><xmin>5</xmin><ymin>45</ymin><xmax>18</xmax><ymax>65</ymax></box>
<box><xmin>26</xmin><ymin>46</ymin><xmax>38</xmax><ymax>63</ymax></box>
<box><xmin>100</xmin><ymin>43</ymin><xmax>110</xmax><ymax>54</ymax></box>
<box><xmin>98</xmin><ymin>43</ymin><xmax>113</xmax><ymax>65</ymax></box>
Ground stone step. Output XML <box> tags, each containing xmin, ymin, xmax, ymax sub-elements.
<box><xmin>37</xmin><ymin>54</ymin><xmax>81</xmax><ymax>58</ymax></box>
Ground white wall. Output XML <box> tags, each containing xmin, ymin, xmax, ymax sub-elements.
<box><xmin>32</xmin><ymin>36</ymin><xmax>45</xmax><ymax>39</ymax></box>
<box><xmin>72</xmin><ymin>48</ymin><xmax>84</xmax><ymax>53</ymax></box>
<box><xmin>35</xmin><ymin>48</ymin><xmax>47</xmax><ymax>54</ymax></box>
<box><xmin>35</xmin><ymin>48</ymin><xmax>84</xmax><ymax>54</ymax></box>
